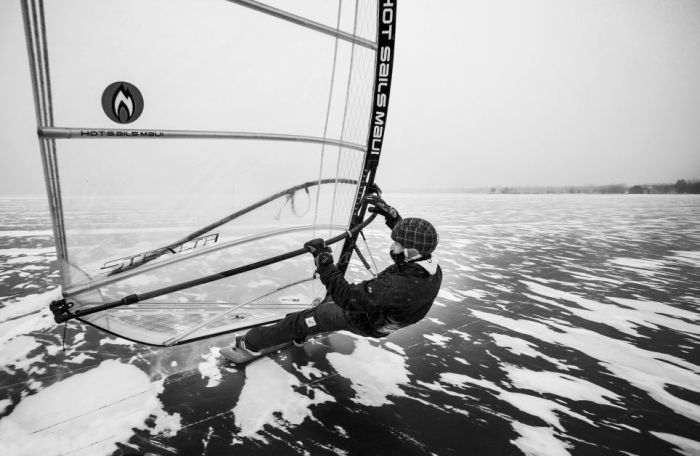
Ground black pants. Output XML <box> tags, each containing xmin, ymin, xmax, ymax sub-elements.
<box><xmin>244</xmin><ymin>301</ymin><xmax>361</xmax><ymax>351</ymax></box>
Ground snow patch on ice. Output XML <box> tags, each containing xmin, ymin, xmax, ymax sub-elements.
<box><xmin>65</xmin><ymin>352</ymin><xmax>95</xmax><ymax>365</ymax></box>
<box><xmin>608</xmin><ymin>257</ymin><xmax>667</xmax><ymax>271</ymax></box>
<box><xmin>334</xmin><ymin>425</ymin><xmax>349</xmax><ymax>438</ymax></box>
<box><xmin>437</xmin><ymin>372</ymin><xmax>593</xmax><ymax>430</ymax></box>
<box><xmin>511</xmin><ymin>422</ymin><xmax>572</xmax><ymax>456</ymax></box>
<box><xmin>473</xmin><ymin>310</ymin><xmax>700</xmax><ymax>423</ymax></box>
<box><xmin>198</xmin><ymin>347</ymin><xmax>223</xmax><ymax>387</ymax></box>
<box><xmin>491</xmin><ymin>333</ymin><xmax>573</xmax><ymax>370</ymax></box>
<box><xmin>447</xmin><ymin>329</ymin><xmax>471</xmax><ymax>341</ymax></box>
<box><xmin>0</xmin><ymin>309</ymin><xmax>55</xmax><ymax>348</ymax></box>
<box><xmin>522</xmin><ymin>281</ymin><xmax>700</xmax><ymax>339</ymax></box>
<box><xmin>423</xmin><ymin>333</ymin><xmax>451</xmax><ymax>347</ymax></box>
<box><xmin>5</xmin><ymin>255</ymin><xmax>56</xmax><ymax>265</ymax></box>
<box><xmin>233</xmin><ymin>357</ymin><xmax>333</xmax><ymax>442</ymax></box>
<box><xmin>0</xmin><ymin>288</ymin><xmax>61</xmax><ymax>324</ymax></box>
<box><xmin>0</xmin><ymin>399</ymin><xmax>12</xmax><ymax>414</ymax></box>
<box><xmin>0</xmin><ymin>360</ymin><xmax>181</xmax><ymax>455</ymax></box>
<box><xmin>383</xmin><ymin>341</ymin><xmax>405</xmax><ymax>355</ymax></box>
<box><xmin>327</xmin><ymin>338</ymin><xmax>409</xmax><ymax>407</ymax></box>
<box><xmin>503</xmin><ymin>366</ymin><xmax>621</xmax><ymax>406</ymax></box>
<box><xmin>0</xmin><ymin>230</ymin><xmax>53</xmax><ymax>237</ymax></box>
<box><xmin>294</xmin><ymin>362</ymin><xmax>325</xmax><ymax>380</ymax></box>
<box><xmin>650</xmin><ymin>431</ymin><xmax>700</xmax><ymax>456</ymax></box>
<box><xmin>0</xmin><ymin>336</ymin><xmax>41</xmax><ymax>372</ymax></box>
<box><xmin>462</xmin><ymin>289</ymin><xmax>487</xmax><ymax>299</ymax></box>
<box><xmin>491</xmin><ymin>333</ymin><xmax>540</xmax><ymax>357</ymax></box>
<box><xmin>0</xmin><ymin>247</ymin><xmax>56</xmax><ymax>257</ymax></box>
<box><xmin>437</xmin><ymin>289</ymin><xmax>462</xmax><ymax>303</ymax></box>
<box><xmin>100</xmin><ymin>337</ymin><xmax>136</xmax><ymax>346</ymax></box>
<box><xmin>667</xmin><ymin>250</ymin><xmax>700</xmax><ymax>268</ymax></box>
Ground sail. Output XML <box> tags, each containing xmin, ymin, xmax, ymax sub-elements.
<box><xmin>22</xmin><ymin>0</ymin><xmax>396</xmax><ymax>346</ymax></box>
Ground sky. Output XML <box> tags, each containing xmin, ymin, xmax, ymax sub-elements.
<box><xmin>1</xmin><ymin>0</ymin><xmax>699</xmax><ymax>195</ymax></box>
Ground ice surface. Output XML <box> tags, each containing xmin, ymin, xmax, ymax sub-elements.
<box><xmin>326</xmin><ymin>337</ymin><xmax>409</xmax><ymax>407</ymax></box>
<box><xmin>0</xmin><ymin>230</ymin><xmax>53</xmax><ymax>237</ymax></box>
<box><xmin>0</xmin><ymin>336</ymin><xmax>41</xmax><ymax>372</ymax></box>
<box><xmin>0</xmin><ymin>291</ymin><xmax>60</xmax><ymax>348</ymax></box>
<box><xmin>523</xmin><ymin>280</ymin><xmax>699</xmax><ymax>339</ymax></box>
<box><xmin>0</xmin><ymin>288</ymin><xmax>61</xmax><ymax>324</ymax></box>
<box><xmin>473</xmin><ymin>310</ymin><xmax>700</xmax><ymax>423</ymax></box>
<box><xmin>0</xmin><ymin>247</ymin><xmax>56</xmax><ymax>257</ymax></box>
<box><xmin>437</xmin><ymin>289</ymin><xmax>462</xmax><ymax>302</ymax></box>
<box><xmin>503</xmin><ymin>366</ymin><xmax>621</xmax><ymax>406</ymax></box>
<box><xmin>650</xmin><ymin>432</ymin><xmax>700</xmax><ymax>456</ymax></box>
<box><xmin>608</xmin><ymin>258</ymin><xmax>668</xmax><ymax>271</ymax></box>
<box><xmin>293</xmin><ymin>361</ymin><xmax>326</xmax><ymax>380</ymax></box>
<box><xmin>232</xmin><ymin>357</ymin><xmax>333</xmax><ymax>442</ymax></box>
<box><xmin>667</xmin><ymin>251</ymin><xmax>700</xmax><ymax>268</ymax></box>
<box><xmin>423</xmin><ymin>333</ymin><xmax>451</xmax><ymax>347</ymax></box>
<box><xmin>511</xmin><ymin>422</ymin><xmax>572</xmax><ymax>456</ymax></box>
<box><xmin>1</xmin><ymin>194</ymin><xmax>698</xmax><ymax>454</ymax></box>
<box><xmin>198</xmin><ymin>347</ymin><xmax>223</xmax><ymax>387</ymax></box>
<box><xmin>0</xmin><ymin>360</ymin><xmax>180</xmax><ymax>456</ymax></box>
<box><xmin>439</xmin><ymin>372</ymin><xmax>594</xmax><ymax>429</ymax></box>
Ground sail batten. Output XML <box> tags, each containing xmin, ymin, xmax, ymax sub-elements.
<box><xmin>39</xmin><ymin>127</ymin><xmax>367</xmax><ymax>152</ymax></box>
<box><xmin>226</xmin><ymin>0</ymin><xmax>378</xmax><ymax>50</ymax></box>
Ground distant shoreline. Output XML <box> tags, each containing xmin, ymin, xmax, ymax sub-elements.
<box><xmin>397</xmin><ymin>179</ymin><xmax>700</xmax><ymax>195</ymax></box>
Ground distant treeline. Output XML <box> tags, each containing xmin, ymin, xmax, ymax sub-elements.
<box><xmin>488</xmin><ymin>179</ymin><xmax>700</xmax><ymax>194</ymax></box>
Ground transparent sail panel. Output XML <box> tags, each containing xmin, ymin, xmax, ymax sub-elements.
<box><xmin>27</xmin><ymin>0</ymin><xmax>383</xmax><ymax>345</ymax></box>
<box><xmin>44</xmin><ymin>0</ymin><xmax>376</xmax><ymax>133</ymax></box>
<box><xmin>260</xmin><ymin>0</ymin><xmax>379</xmax><ymax>42</ymax></box>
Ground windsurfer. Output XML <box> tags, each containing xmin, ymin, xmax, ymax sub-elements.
<box><xmin>220</xmin><ymin>195</ymin><xmax>443</xmax><ymax>363</ymax></box>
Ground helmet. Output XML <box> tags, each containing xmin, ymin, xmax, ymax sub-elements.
<box><xmin>391</xmin><ymin>218</ymin><xmax>439</xmax><ymax>256</ymax></box>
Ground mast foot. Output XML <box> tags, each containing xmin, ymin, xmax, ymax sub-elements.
<box><xmin>50</xmin><ymin>299</ymin><xmax>74</xmax><ymax>323</ymax></box>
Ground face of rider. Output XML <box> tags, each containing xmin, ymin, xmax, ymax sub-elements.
<box><xmin>389</xmin><ymin>241</ymin><xmax>405</xmax><ymax>265</ymax></box>
<box><xmin>390</xmin><ymin>241</ymin><xmax>422</xmax><ymax>265</ymax></box>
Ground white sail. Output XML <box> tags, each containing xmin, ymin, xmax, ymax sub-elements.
<box><xmin>22</xmin><ymin>0</ymin><xmax>396</xmax><ymax>345</ymax></box>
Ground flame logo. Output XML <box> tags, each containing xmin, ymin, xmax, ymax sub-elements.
<box><xmin>112</xmin><ymin>85</ymin><xmax>135</xmax><ymax>123</ymax></box>
<box><xmin>101</xmin><ymin>81</ymin><xmax>143</xmax><ymax>124</ymax></box>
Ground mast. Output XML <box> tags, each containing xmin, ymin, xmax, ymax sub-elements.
<box><xmin>337</xmin><ymin>1</ymin><xmax>397</xmax><ymax>274</ymax></box>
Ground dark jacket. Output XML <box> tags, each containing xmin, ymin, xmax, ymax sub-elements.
<box><xmin>318</xmin><ymin>258</ymin><xmax>443</xmax><ymax>337</ymax></box>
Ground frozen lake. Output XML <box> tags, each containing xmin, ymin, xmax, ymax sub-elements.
<box><xmin>0</xmin><ymin>194</ymin><xmax>699</xmax><ymax>455</ymax></box>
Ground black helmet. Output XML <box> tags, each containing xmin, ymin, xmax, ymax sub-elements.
<box><xmin>391</xmin><ymin>218</ymin><xmax>439</xmax><ymax>256</ymax></box>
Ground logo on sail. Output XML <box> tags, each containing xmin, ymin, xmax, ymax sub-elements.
<box><xmin>101</xmin><ymin>81</ymin><xmax>144</xmax><ymax>124</ymax></box>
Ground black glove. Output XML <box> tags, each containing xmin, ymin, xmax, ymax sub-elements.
<box><xmin>304</xmin><ymin>238</ymin><xmax>334</xmax><ymax>269</ymax></box>
<box><xmin>365</xmin><ymin>194</ymin><xmax>399</xmax><ymax>223</ymax></box>
<box><xmin>365</xmin><ymin>182</ymin><xmax>382</xmax><ymax>197</ymax></box>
